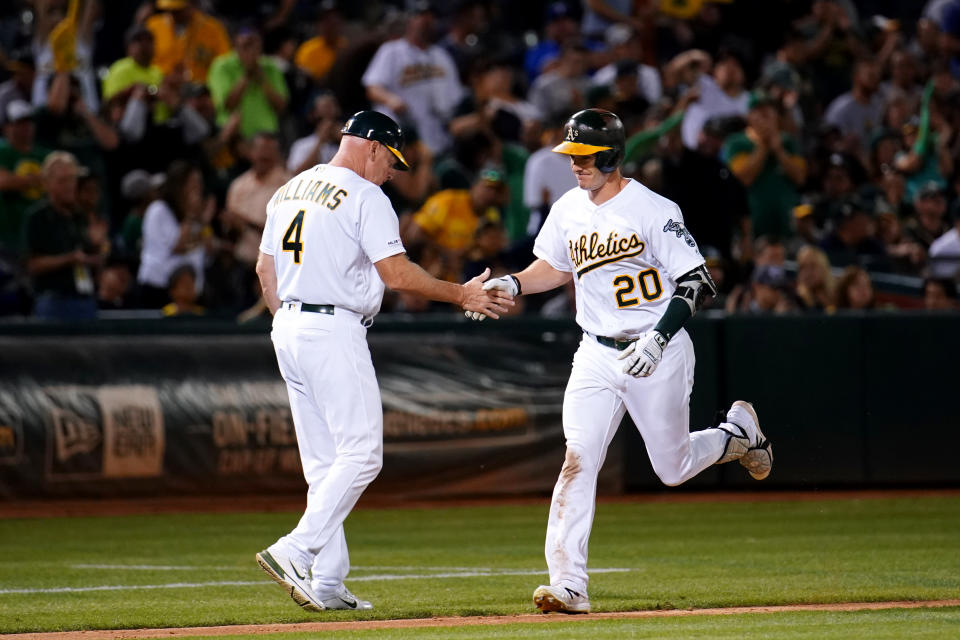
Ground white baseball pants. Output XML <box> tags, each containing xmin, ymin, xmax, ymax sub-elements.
<box><xmin>546</xmin><ymin>331</ymin><xmax>730</xmax><ymax>594</ymax></box>
<box><xmin>269</xmin><ymin>304</ymin><xmax>383</xmax><ymax>597</ymax></box>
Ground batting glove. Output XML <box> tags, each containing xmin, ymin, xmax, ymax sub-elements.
<box><xmin>617</xmin><ymin>331</ymin><xmax>668</xmax><ymax>377</ymax></box>
<box><xmin>465</xmin><ymin>275</ymin><xmax>521</xmax><ymax>321</ymax></box>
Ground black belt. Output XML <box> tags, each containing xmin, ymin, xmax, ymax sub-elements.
<box><xmin>591</xmin><ymin>333</ymin><xmax>635</xmax><ymax>351</ymax></box>
<box><xmin>284</xmin><ymin>301</ymin><xmax>334</xmax><ymax>315</ymax></box>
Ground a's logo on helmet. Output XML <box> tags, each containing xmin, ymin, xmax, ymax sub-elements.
<box><xmin>565</xmin><ymin>127</ymin><xmax>578</xmax><ymax>141</ymax></box>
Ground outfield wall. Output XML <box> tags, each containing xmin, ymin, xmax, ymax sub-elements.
<box><xmin>0</xmin><ymin>313</ymin><xmax>956</xmax><ymax>499</ymax></box>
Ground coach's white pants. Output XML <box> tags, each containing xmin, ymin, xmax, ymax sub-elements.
<box><xmin>546</xmin><ymin>331</ymin><xmax>730</xmax><ymax>594</ymax></box>
<box><xmin>269</xmin><ymin>305</ymin><xmax>383</xmax><ymax>597</ymax></box>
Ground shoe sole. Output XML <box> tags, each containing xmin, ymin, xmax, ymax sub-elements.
<box><xmin>733</xmin><ymin>401</ymin><xmax>772</xmax><ymax>480</ymax></box>
<box><xmin>256</xmin><ymin>551</ymin><xmax>324</xmax><ymax>612</ymax></box>
<box><xmin>533</xmin><ymin>588</ymin><xmax>590</xmax><ymax>614</ymax></box>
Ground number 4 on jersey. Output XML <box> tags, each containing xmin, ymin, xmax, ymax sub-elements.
<box><xmin>282</xmin><ymin>209</ymin><xmax>305</xmax><ymax>264</ymax></box>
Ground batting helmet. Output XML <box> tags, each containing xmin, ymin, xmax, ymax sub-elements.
<box><xmin>341</xmin><ymin>110</ymin><xmax>410</xmax><ymax>171</ymax></box>
<box><xmin>552</xmin><ymin>109</ymin><xmax>625</xmax><ymax>173</ymax></box>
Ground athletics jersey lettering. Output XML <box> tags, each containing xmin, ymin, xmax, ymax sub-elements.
<box><xmin>272</xmin><ymin>178</ymin><xmax>349</xmax><ymax>210</ymax></box>
<box><xmin>568</xmin><ymin>231</ymin><xmax>645</xmax><ymax>277</ymax></box>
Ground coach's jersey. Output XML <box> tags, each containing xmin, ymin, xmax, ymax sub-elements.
<box><xmin>534</xmin><ymin>179</ymin><xmax>705</xmax><ymax>339</ymax></box>
<box><xmin>259</xmin><ymin>164</ymin><xmax>405</xmax><ymax>318</ymax></box>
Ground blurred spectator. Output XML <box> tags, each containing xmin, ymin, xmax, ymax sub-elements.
<box><xmin>591</xmin><ymin>25</ymin><xmax>662</xmax><ymax>106</ymax></box>
<box><xmin>795</xmin><ymin>0</ymin><xmax>864</xmax><ymax>105</ymax></box>
<box><xmin>523</xmin><ymin>120</ymin><xmax>578</xmax><ymax>237</ymax></box>
<box><xmin>294</xmin><ymin>2</ymin><xmax>345</xmax><ymax>83</ymax></box>
<box><xmin>905</xmin><ymin>181</ymin><xmax>950</xmax><ymax>252</ymax></box>
<box><xmin>723</xmin><ymin>90</ymin><xmax>806</xmax><ymax>240</ymax></box>
<box><xmin>137</xmin><ymin>161</ymin><xmax>209</xmax><ymax>308</ymax></box>
<box><xmin>287</xmin><ymin>92</ymin><xmax>342</xmax><ymax>174</ymax></box>
<box><xmin>0</xmin><ymin>49</ymin><xmax>34</xmax><ymax>127</ymax></box>
<box><xmin>440</xmin><ymin>0</ymin><xmax>491</xmax><ymax>81</ymax></box>
<box><xmin>114</xmin><ymin>169</ymin><xmax>162</xmax><ymax>265</ymax></box>
<box><xmin>146</xmin><ymin>0</ymin><xmax>231</xmax><ymax>84</ymax></box>
<box><xmin>526</xmin><ymin>2</ymin><xmax>581</xmax><ymax>81</ymax></box>
<box><xmin>728</xmin><ymin>263</ymin><xmax>793</xmax><ymax>314</ymax></box>
<box><xmin>880</xmin><ymin>49</ymin><xmax>922</xmax><ymax>109</ymax></box>
<box><xmin>76</xmin><ymin>168</ymin><xmax>109</xmax><ymax>252</ymax></box>
<box><xmin>824</xmin><ymin>58</ymin><xmax>884</xmax><ymax>152</ymax></box>
<box><xmin>819</xmin><ymin>196</ymin><xmax>888</xmax><ymax>269</ymax></box>
<box><xmin>528</xmin><ymin>42</ymin><xmax>591</xmax><ymax>122</ymax></box>
<box><xmin>403</xmin><ymin>167</ymin><xmax>507</xmax><ymax>282</ymax></box>
<box><xmin>435</xmin><ymin>127</ymin><xmax>496</xmax><ymax>190</ymax></box>
<box><xmin>581</xmin><ymin>0</ymin><xmax>650</xmax><ymax>43</ymax></box>
<box><xmin>662</xmin><ymin>115</ymin><xmax>749</xmax><ymax>262</ymax></box>
<box><xmin>834</xmin><ymin>265</ymin><xmax>875</xmax><ymax>310</ymax></box>
<box><xmin>0</xmin><ymin>100</ymin><xmax>50</xmax><ymax>254</ymax></box>
<box><xmin>97</xmin><ymin>263</ymin><xmax>132</xmax><ymax>310</ymax></box>
<box><xmin>680</xmin><ymin>47</ymin><xmax>749</xmax><ymax>150</ymax></box>
<box><xmin>929</xmin><ymin>204</ymin><xmax>960</xmax><ymax>279</ymax></box>
<box><xmin>24</xmin><ymin>152</ymin><xmax>100</xmax><ymax>320</ymax></box>
<box><xmin>794</xmin><ymin>245</ymin><xmax>835</xmax><ymax>312</ymax></box>
<box><xmin>162</xmin><ymin>264</ymin><xmax>205</xmax><ymax>316</ymax></box>
<box><xmin>362</xmin><ymin>3</ymin><xmax>464</xmax><ymax>154</ymax></box>
<box><xmin>923</xmin><ymin>276</ymin><xmax>958</xmax><ymax>310</ymax></box>
<box><xmin>461</xmin><ymin>218</ymin><xmax>509</xmax><ymax>280</ymax></box>
<box><xmin>451</xmin><ymin>58</ymin><xmax>543</xmax><ymax>140</ymax></box>
<box><xmin>383</xmin><ymin>126</ymin><xmax>435</xmax><ymax>217</ymax></box>
<box><xmin>893</xmin><ymin>84</ymin><xmax>954</xmax><ymax>201</ymax></box>
<box><xmin>208</xmin><ymin>26</ymin><xmax>289</xmax><ymax>141</ymax></box>
<box><xmin>224</xmin><ymin>132</ymin><xmax>290</xmax><ymax>269</ymax></box>
<box><xmin>101</xmin><ymin>24</ymin><xmax>163</xmax><ymax>102</ymax></box>
<box><xmin>875</xmin><ymin>209</ymin><xmax>925</xmax><ymax>275</ymax></box>
<box><xmin>31</xmin><ymin>0</ymin><xmax>100</xmax><ymax>113</ymax></box>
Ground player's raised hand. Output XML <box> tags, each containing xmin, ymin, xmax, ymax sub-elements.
<box><xmin>618</xmin><ymin>331</ymin><xmax>667</xmax><ymax>378</ymax></box>
<box><xmin>461</xmin><ymin>268</ymin><xmax>515</xmax><ymax>321</ymax></box>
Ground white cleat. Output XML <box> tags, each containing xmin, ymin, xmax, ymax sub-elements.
<box><xmin>729</xmin><ymin>401</ymin><xmax>773</xmax><ymax>480</ymax></box>
<box><xmin>256</xmin><ymin>548</ymin><xmax>325</xmax><ymax>612</ymax></box>
<box><xmin>533</xmin><ymin>584</ymin><xmax>591</xmax><ymax>614</ymax></box>
<box><xmin>319</xmin><ymin>584</ymin><xmax>373</xmax><ymax>610</ymax></box>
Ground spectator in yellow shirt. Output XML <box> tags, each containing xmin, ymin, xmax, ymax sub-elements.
<box><xmin>101</xmin><ymin>25</ymin><xmax>163</xmax><ymax>101</ymax></box>
<box><xmin>404</xmin><ymin>168</ymin><xmax>508</xmax><ymax>281</ymax></box>
<box><xmin>294</xmin><ymin>3</ymin><xmax>347</xmax><ymax>82</ymax></box>
<box><xmin>145</xmin><ymin>0</ymin><xmax>231</xmax><ymax>84</ymax></box>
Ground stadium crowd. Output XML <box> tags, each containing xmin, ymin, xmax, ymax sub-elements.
<box><xmin>0</xmin><ymin>0</ymin><xmax>959</xmax><ymax>321</ymax></box>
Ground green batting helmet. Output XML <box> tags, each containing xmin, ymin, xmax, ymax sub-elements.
<box><xmin>341</xmin><ymin>110</ymin><xmax>410</xmax><ymax>171</ymax></box>
<box><xmin>552</xmin><ymin>108</ymin><xmax>625</xmax><ymax>173</ymax></box>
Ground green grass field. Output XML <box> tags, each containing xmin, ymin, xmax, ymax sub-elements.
<box><xmin>1</xmin><ymin>495</ymin><xmax>958</xmax><ymax>638</ymax></box>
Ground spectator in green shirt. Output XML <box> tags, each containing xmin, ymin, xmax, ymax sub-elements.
<box><xmin>207</xmin><ymin>26</ymin><xmax>288</xmax><ymax>140</ymax></box>
<box><xmin>0</xmin><ymin>101</ymin><xmax>51</xmax><ymax>254</ymax></box>
<box><xmin>101</xmin><ymin>25</ymin><xmax>164</xmax><ymax>102</ymax></box>
<box><xmin>723</xmin><ymin>90</ymin><xmax>807</xmax><ymax>239</ymax></box>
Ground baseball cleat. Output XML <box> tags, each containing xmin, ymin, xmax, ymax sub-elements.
<box><xmin>319</xmin><ymin>584</ymin><xmax>373</xmax><ymax>610</ymax></box>
<box><xmin>256</xmin><ymin>548</ymin><xmax>325</xmax><ymax>612</ymax></box>
<box><xmin>533</xmin><ymin>584</ymin><xmax>591</xmax><ymax>614</ymax></box>
<box><xmin>729</xmin><ymin>401</ymin><xmax>772</xmax><ymax>480</ymax></box>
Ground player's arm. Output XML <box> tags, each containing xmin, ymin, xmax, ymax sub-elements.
<box><xmin>255</xmin><ymin>251</ymin><xmax>281</xmax><ymax>315</ymax></box>
<box><xmin>619</xmin><ymin>263</ymin><xmax>717</xmax><ymax>377</ymax></box>
<box><xmin>465</xmin><ymin>259</ymin><xmax>571</xmax><ymax>321</ymax></box>
<box><xmin>374</xmin><ymin>254</ymin><xmax>513</xmax><ymax>318</ymax></box>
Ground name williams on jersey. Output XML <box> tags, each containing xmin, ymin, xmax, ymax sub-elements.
<box><xmin>569</xmin><ymin>231</ymin><xmax>645</xmax><ymax>277</ymax></box>
<box><xmin>271</xmin><ymin>178</ymin><xmax>348</xmax><ymax>210</ymax></box>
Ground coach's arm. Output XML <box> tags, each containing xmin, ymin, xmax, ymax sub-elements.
<box><xmin>256</xmin><ymin>251</ymin><xmax>282</xmax><ymax>315</ymax></box>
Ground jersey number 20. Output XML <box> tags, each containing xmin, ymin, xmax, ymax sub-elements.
<box><xmin>282</xmin><ymin>209</ymin><xmax>305</xmax><ymax>264</ymax></box>
<box><xmin>614</xmin><ymin>268</ymin><xmax>662</xmax><ymax>307</ymax></box>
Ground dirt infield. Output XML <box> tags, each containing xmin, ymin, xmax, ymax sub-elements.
<box><xmin>4</xmin><ymin>488</ymin><xmax>959</xmax><ymax>519</ymax></box>
<box><xmin>7</xmin><ymin>600</ymin><xmax>960</xmax><ymax>640</ymax></box>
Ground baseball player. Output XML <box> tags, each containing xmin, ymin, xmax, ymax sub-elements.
<box><xmin>255</xmin><ymin>110</ymin><xmax>511</xmax><ymax>612</ymax></box>
<box><xmin>470</xmin><ymin>109</ymin><xmax>773</xmax><ymax>614</ymax></box>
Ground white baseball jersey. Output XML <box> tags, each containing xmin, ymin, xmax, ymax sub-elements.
<box><xmin>259</xmin><ymin>164</ymin><xmax>405</xmax><ymax>318</ymax></box>
<box><xmin>533</xmin><ymin>179</ymin><xmax>705</xmax><ymax>339</ymax></box>
<box><xmin>361</xmin><ymin>38</ymin><xmax>463</xmax><ymax>154</ymax></box>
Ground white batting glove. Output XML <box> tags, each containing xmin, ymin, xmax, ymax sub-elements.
<box><xmin>465</xmin><ymin>275</ymin><xmax>520</xmax><ymax>321</ymax></box>
<box><xmin>617</xmin><ymin>331</ymin><xmax>668</xmax><ymax>378</ymax></box>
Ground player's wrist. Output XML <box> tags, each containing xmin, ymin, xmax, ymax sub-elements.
<box><xmin>508</xmin><ymin>274</ymin><xmax>522</xmax><ymax>296</ymax></box>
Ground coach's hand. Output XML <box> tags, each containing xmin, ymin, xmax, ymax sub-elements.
<box><xmin>618</xmin><ymin>331</ymin><xmax>667</xmax><ymax>378</ymax></box>
<box><xmin>461</xmin><ymin>268</ymin><xmax>514</xmax><ymax>320</ymax></box>
<box><xmin>464</xmin><ymin>273</ymin><xmax>519</xmax><ymax>321</ymax></box>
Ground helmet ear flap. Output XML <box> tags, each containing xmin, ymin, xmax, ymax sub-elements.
<box><xmin>595</xmin><ymin>147</ymin><xmax>622</xmax><ymax>173</ymax></box>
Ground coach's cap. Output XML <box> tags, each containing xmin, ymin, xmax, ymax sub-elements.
<box><xmin>5</xmin><ymin>99</ymin><xmax>35</xmax><ymax>123</ymax></box>
<box><xmin>341</xmin><ymin>110</ymin><xmax>410</xmax><ymax>170</ymax></box>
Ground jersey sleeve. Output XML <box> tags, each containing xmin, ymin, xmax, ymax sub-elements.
<box><xmin>532</xmin><ymin>204</ymin><xmax>572</xmax><ymax>272</ymax></box>
<box><xmin>359</xmin><ymin>187</ymin><xmax>405</xmax><ymax>263</ymax></box>
<box><xmin>259</xmin><ymin>194</ymin><xmax>279</xmax><ymax>255</ymax></box>
<box><xmin>645</xmin><ymin>202</ymin><xmax>705</xmax><ymax>281</ymax></box>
